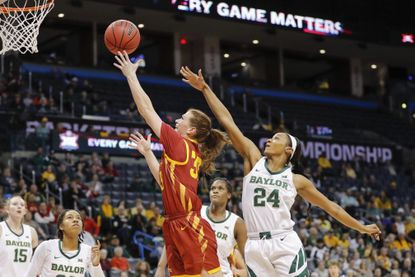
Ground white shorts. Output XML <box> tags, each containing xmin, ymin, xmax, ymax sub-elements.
<box><xmin>245</xmin><ymin>230</ymin><xmax>309</xmax><ymax>277</ymax></box>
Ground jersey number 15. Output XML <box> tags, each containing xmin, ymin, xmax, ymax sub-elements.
<box><xmin>13</xmin><ymin>248</ymin><xmax>28</xmax><ymax>263</ymax></box>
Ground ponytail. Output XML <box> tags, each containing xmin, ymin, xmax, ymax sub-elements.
<box><xmin>188</xmin><ymin>108</ymin><xmax>229</xmax><ymax>175</ymax></box>
<box><xmin>199</xmin><ymin>128</ymin><xmax>228</xmax><ymax>174</ymax></box>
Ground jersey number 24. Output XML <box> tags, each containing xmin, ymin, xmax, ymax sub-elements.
<box><xmin>253</xmin><ymin>188</ymin><xmax>280</xmax><ymax>208</ymax></box>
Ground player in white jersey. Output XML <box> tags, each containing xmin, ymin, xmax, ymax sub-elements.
<box><xmin>25</xmin><ymin>209</ymin><xmax>104</xmax><ymax>277</ymax></box>
<box><xmin>200</xmin><ymin>178</ymin><xmax>247</xmax><ymax>277</ymax></box>
<box><xmin>128</xmin><ymin>134</ymin><xmax>248</xmax><ymax>277</ymax></box>
<box><xmin>0</xmin><ymin>195</ymin><xmax>38</xmax><ymax>277</ymax></box>
<box><xmin>180</xmin><ymin>67</ymin><xmax>382</xmax><ymax>277</ymax></box>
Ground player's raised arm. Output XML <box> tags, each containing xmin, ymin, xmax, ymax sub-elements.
<box><xmin>114</xmin><ymin>51</ymin><xmax>162</xmax><ymax>137</ymax></box>
<box><xmin>180</xmin><ymin>66</ymin><xmax>261</xmax><ymax>168</ymax></box>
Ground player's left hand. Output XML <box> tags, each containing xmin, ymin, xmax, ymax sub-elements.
<box><xmin>180</xmin><ymin>66</ymin><xmax>206</xmax><ymax>91</ymax></box>
<box><xmin>129</xmin><ymin>132</ymin><xmax>152</xmax><ymax>155</ymax></box>
<box><xmin>360</xmin><ymin>224</ymin><xmax>382</xmax><ymax>240</ymax></box>
<box><xmin>91</xmin><ymin>240</ymin><xmax>101</xmax><ymax>266</ymax></box>
<box><xmin>113</xmin><ymin>51</ymin><xmax>142</xmax><ymax>78</ymax></box>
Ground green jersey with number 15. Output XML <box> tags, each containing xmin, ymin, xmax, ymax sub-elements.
<box><xmin>242</xmin><ymin>157</ymin><xmax>297</xmax><ymax>233</ymax></box>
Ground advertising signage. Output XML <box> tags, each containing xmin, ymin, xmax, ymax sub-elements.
<box><xmin>171</xmin><ymin>0</ymin><xmax>346</xmax><ymax>36</ymax></box>
<box><xmin>256</xmin><ymin>137</ymin><xmax>394</xmax><ymax>164</ymax></box>
<box><xmin>52</xmin><ymin>131</ymin><xmax>164</xmax><ymax>156</ymax></box>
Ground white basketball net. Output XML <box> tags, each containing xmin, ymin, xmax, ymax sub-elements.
<box><xmin>0</xmin><ymin>0</ymin><xmax>54</xmax><ymax>54</ymax></box>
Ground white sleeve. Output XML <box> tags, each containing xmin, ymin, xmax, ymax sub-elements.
<box><xmin>25</xmin><ymin>241</ymin><xmax>47</xmax><ymax>277</ymax></box>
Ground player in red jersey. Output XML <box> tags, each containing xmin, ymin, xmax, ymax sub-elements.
<box><xmin>114</xmin><ymin>51</ymin><xmax>228</xmax><ymax>277</ymax></box>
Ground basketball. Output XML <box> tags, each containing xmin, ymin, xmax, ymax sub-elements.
<box><xmin>104</xmin><ymin>19</ymin><xmax>141</xmax><ymax>55</ymax></box>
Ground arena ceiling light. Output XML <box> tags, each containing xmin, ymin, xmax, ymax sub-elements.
<box><xmin>252</xmin><ymin>39</ymin><xmax>259</xmax><ymax>45</ymax></box>
<box><xmin>319</xmin><ymin>49</ymin><xmax>326</xmax><ymax>54</ymax></box>
<box><xmin>57</xmin><ymin>13</ymin><xmax>65</xmax><ymax>18</ymax></box>
<box><xmin>371</xmin><ymin>64</ymin><xmax>377</xmax><ymax>69</ymax></box>
<box><xmin>223</xmin><ymin>53</ymin><xmax>230</xmax><ymax>58</ymax></box>
<box><xmin>241</xmin><ymin>62</ymin><xmax>247</xmax><ymax>67</ymax></box>
<box><xmin>138</xmin><ymin>24</ymin><xmax>145</xmax><ymax>29</ymax></box>
<box><xmin>401</xmin><ymin>103</ymin><xmax>407</xmax><ymax>109</ymax></box>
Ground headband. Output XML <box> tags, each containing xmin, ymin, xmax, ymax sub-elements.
<box><xmin>288</xmin><ymin>134</ymin><xmax>297</xmax><ymax>160</ymax></box>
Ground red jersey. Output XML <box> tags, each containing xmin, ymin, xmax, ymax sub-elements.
<box><xmin>159</xmin><ymin>123</ymin><xmax>203</xmax><ymax>216</ymax></box>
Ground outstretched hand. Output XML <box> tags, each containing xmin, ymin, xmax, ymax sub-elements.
<box><xmin>91</xmin><ymin>240</ymin><xmax>101</xmax><ymax>266</ymax></box>
<box><xmin>113</xmin><ymin>51</ymin><xmax>143</xmax><ymax>78</ymax></box>
<box><xmin>129</xmin><ymin>132</ymin><xmax>152</xmax><ymax>155</ymax></box>
<box><xmin>180</xmin><ymin>66</ymin><xmax>206</xmax><ymax>91</ymax></box>
<box><xmin>361</xmin><ymin>224</ymin><xmax>382</xmax><ymax>241</ymax></box>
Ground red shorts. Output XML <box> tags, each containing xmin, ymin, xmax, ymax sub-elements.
<box><xmin>163</xmin><ymin>212</ymin><xmax>221</xmax><ymax>276</ymax></box>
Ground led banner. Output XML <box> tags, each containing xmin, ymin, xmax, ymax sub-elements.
<box><xmin>256</xmin><ymin>137</ymin><xmax>395</xmax><ymax>163</ymax></box>
<box><xmin>171</xmin><ymin>0</ymin><xmax>346</xmax><ymax>36</ymax></box>
<box><xmin>52</xmin><ymin>131</ymin><xmax>164</xmax><ymax>156</ymax></box>
<box><xmin>28</xmin><ymin>117</ymin><xmax>164</xmax><ymax>156</ymax></box>
<box><xmin>26</xmin><ymin>118</ymin><xmax>149</xmax><ymax>136</ymax></box>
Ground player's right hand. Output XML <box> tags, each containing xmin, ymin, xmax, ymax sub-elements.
<box><xmin>180</xmin><ymin>66</ymin><xmax>206</xmax><ymax>91</ymax></box>
<box><xmin>129</xmin><ymin>132</ymin><xmax>152</xmax><ymax>155</ymax></box>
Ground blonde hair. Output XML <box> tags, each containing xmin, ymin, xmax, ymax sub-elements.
<box><xmin>5</xmin><ymin>195</ymin><xmax>26</xmax><ymax>209</ymax></box>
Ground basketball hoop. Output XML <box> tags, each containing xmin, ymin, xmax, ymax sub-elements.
<box><xmin>0</xmin><ymin>0</ymin><xmax>54</xmax><ymax>54</ymax></box>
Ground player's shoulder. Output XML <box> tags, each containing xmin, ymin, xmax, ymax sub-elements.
<box><xmin>22</xmin><ymin>223</ymin><xmax>35</xmax><ymax>232</ymax></box>
<box><xmin>79</xmin><ymin>242</ymin><xmax>92</xmax><ymax>250</ymax></box>
<box><xmin>292</xmin><ymin>173</ymin><xmax>312</xmax><ymax>190</ymax></box>
<box><xmin>39</xmin><ymin>238</ymin><xmax>58</xmax><ymax>247</ymax></box>
<box><xmin>229</xmin><ymin>210</ymin><xmax>242</xmax><ymax>221</ymax></box>
<box><xmin>36</xmin><ymin>239</ymin><xmax>58</xmax><ymax>254</ymax></box>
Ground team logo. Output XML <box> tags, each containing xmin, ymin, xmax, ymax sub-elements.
<box><xmin>59</xmin><ymin>131</ymin><xmax>79</xmax><ymax>151</ymax></box>
<box><xmin>171</xmin><ymin>0</ymin><xmax>189</xmax><ymax>11</ymax></box>
<box><xmin>402</xmin><ymin>34</ymin><xmax>414</xmax><ymax>44</ymax></box>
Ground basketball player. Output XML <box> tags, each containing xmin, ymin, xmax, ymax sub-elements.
<box><xmin>180</xmin><ymin>67</ymin><xmax>382</xmax><ymax>276</ymax></box>
<box><xmin>129</xmin><ymin>134</ymin><xmax>247</xmax><ymax>277</ymax></box>
<box><xmin>115</xmin><ymin>51</ymin><xmax>228</xmax><ymax>277</ymax></box>
<box><xmin>25</xmin><ymin>209</ymin><xmax>104</xmax><ymax>277</ymax></box>
<box><xmin>0</xmin><ymin>195</ymin><xmax>38</xmax><ymax>277</ymax></box>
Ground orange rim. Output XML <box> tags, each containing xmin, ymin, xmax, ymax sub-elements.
<box><xmin>0</xmin><ymin>0</ymin><xmax>53</xmax><ymax>14</ymax></box>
